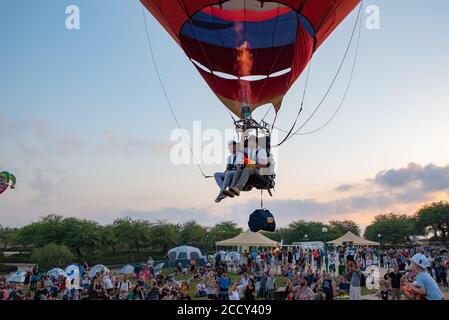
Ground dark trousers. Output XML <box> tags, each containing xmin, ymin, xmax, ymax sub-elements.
<box><xmin>231</xmin><ymin>167</ymin><xmax>257</xmax><ymax>190</ymax></box>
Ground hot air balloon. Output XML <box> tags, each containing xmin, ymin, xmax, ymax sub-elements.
<box><xmin>140</xmin><ymin>0</ymin><xmax>360</xmax><ymax>116</ymax></box>
<box><xmin>0</xmin><ymin>171</ymin><xmax>16</xmax><ymax>196</ymax></box>
<box><xmin>140</xmin><ymin>0</ymin><xmax>361</xmax><ymax>231</ymax></box>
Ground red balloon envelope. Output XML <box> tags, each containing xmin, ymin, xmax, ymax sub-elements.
<box><xmin>141</xmin><ymin>0</ymin><xmax>360</xmax><ymax>117</ymax></box>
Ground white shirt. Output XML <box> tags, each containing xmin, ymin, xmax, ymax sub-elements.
<box><xmin>229</xmin><ymin>290</ymin><xmax>240</xmax><ymax>300</ymax></box>
<box><xmin>227</xmin><ymin>152</ymin><xmax>244</xmax><ymax>166</ymax></box>
<box><xmin>119</xmin><ymin>280</ymin><xmax>131</xmax><ymax>292</ymax></box>
<box><xmin>103</xmin><ymin>275</ymin><xmax>113</xmax><ymax>289</ymax></box>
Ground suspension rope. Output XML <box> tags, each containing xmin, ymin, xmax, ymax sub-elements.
<box><xmin>272</xmin><ymin>60</ymin><xmax>312</xmax><ymax>148</ymax></box>
<box><xmin>296</xmin><ymin>3</ymin><xmax>363</xmax><ymax>136</ymax></box>
<box><xmin>274</xmin><ymin>1</ymin><xmax>363</xmax><ymax>146</ymax></box>
<box><xmin>142</xmin><ymin>9</ymin><xmax>212</xmax><ymax>179</ymax></box>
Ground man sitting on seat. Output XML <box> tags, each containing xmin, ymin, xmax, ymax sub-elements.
<box><xmin>214</xmin><ymin>140</ymin><xmax>242</xmax><ymax>202</ymax></box>
<box><xmin>224</xmin><ymin>135</ymin><xmax>268</xmax><ymax>197</ymax></box>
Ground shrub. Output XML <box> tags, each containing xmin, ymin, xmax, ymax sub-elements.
<box><xmin>31</xmin><ymin>243</ymin><xmax>75</xmax><ymax>271</ymax></box>
<box><xmin>0</xmin><ymin>264</ymin><xmax>17</xmax><ymax>273</ymax></box>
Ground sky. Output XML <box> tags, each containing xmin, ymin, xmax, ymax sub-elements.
<box><xmin>1</xmin><ymin>0</ymin><xmax>449</xmax><ymax>230</ymax></box>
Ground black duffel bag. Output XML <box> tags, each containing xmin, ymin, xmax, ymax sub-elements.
<box><xmin>248</xmin><ymin>209</ymin><xmax>276</xmax><ymax>232</ymax></box>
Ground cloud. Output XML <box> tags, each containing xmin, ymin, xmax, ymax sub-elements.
<box><xmin>121</xmin><ymin>207</ymin><xmax>228</xmax><ymax>226</ymax></box>
<box><xmin>374</xmin><ymin>162</ymin><xmax>449</xmax><ymax>194</ymax></box>
<box><xmin>334</xmin><ymin>184</ymin><xmax>356</xmax><ymax>192</ymax></box>
<box><xmin>120</xmin><ymin>192</ymin><xmax>398</xmax><ymax>228</ymax></box>
<box><xmin>121</xmin><ymin>163</ymin><xmax>449</xmax><ymax>228</ymax></box>
<box><xmin>2</xmin><ymin>121</ymin><xmax>172</xmax><ymax>157</ymax></box>
<box><xmin>27</xmin><ymin>167</ymin><xmax>68</xmax><ymax>201</ymax></box>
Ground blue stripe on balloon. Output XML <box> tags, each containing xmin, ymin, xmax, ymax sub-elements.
<box><xmin>181</xmin><ymin>10</ymin><xmax>316</xmax><ymax>49</ymax></box>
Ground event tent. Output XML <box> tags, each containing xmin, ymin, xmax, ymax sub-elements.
<box><xmin>119</xmin><ymin>264</ymin><xmax>135</xmax><ymax>274</ymax></box>
<box><xmin>47</xmin><ymin>268</ymin><xmax>68</xmax><ymax>279</ymax></box>
<box><xmin>65</xmin><ymin>264</ymin><xmax>83</xmax><ymax>289</ymax></box>
<box><xmin>327</xmin><ymin>231</ymin><xmax>379</xmax><ymax>246</ymax></box>
<box><xmin>88</xmin><ymin>264</ymin><xmax>110</xmax><ymax>278</ymax></box>
<box><xmin>7</xmin><ymin>271</ymin><xmax>26</xmax><ymax>283</ymax></box>
<box><xmin>167</xmin><ymin>245</ymin><xmax>206</xmax><ymax>267</ymax></box>
<box><xmin>216</xmin><ymin>230</ymin><xmax>279</xmax><ymax>253</ymax></box>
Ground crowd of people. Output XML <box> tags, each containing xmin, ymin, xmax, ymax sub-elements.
<box><xmin>0</xmin><ymin>245</ymin><xmax>447</xmax><ymax>301</ymax></box>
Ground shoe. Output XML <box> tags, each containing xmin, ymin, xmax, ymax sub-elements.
<box><xmin>223</xmin><ymin>189</ymin><xmax>235</xmax><ymax>198</ymax></box>
<box><xmin>229</xmin><ymin>187</ymin><xmax>240</xmax><ymax>196</ymax></box>
<box><xmin>215</xmin><ymin>193</ymin><xmax>227</xmax><ymax>203</ymax></box>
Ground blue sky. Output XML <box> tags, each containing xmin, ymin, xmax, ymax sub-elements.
<box><xmin>1</xmin><ymin>0</ymin><xmax>449</xmax><ymax>229</ymax></box>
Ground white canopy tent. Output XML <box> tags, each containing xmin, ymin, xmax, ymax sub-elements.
<box><xmin>216</xmin><ymin>229</ymin><xmax>279</xmax><ymax>253</ymax></box>
<box><xmin>327</xmin><ymin>231</ymin><xmax>380</xmax><ymax>246</ymax></box>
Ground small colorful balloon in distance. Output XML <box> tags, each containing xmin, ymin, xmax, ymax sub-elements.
<box><xmin>0</xmin><ymin>171</ymin><xmax>17</xmax><ymax>196</ymax></box>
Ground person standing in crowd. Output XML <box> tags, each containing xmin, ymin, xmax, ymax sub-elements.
<box><xmin>321</xmin><ymin>273</ymin><xmax>336</xmax><ymax>301</ymax></box>
<box><xmin>304</xmin><ymin>268</ymin><xmax>316</xmax><ymax>287</ymax></box>
<box><xmin>218</xmin><ymin>272</ymin><xmax>231</xmax><ymax>300</ymax></box>
<box><xmin>378</xmin><ymin>279</ymin><xmax>390</xmax><ymax>300</ymax></box>
<box><xmin>103</xmin><ymin>271</ymin><xmax>113</xmax><ymax>298</ymax></box>
<box><xmin>117</xmin><ymin>274</ymin><xmax>132</xmax><ymax>300</ymax></box>
<box><xmin>206</xmin><ymin>274</ymin><xmax>218</xmax><ymax>300</ymax></box>
<box><xmin>228</xmin><ymin>281</ymin><xmax>240</xmax><ymax>300</ymax></box>
<box><xmin>407</xmin><ymin>253</ymin><xmax>444</xmax><ymax>300</ymax></box>
<box><xmin>0</xmin><ymin>280</ymin><xmax>9</xmax><ymax>300</ymax></box>
<box><xmin>329</xmin><ymin>253</ymin><xmax>336</xmax><ymax>275</ymax></box>
<box><xmin>388</xmin><ymin>265</ymin><xmax>403</xmax><ymax>300</ymax></box>
<box><xmin>147</xmin><ymin>279</ymin><xmax>160</xmax><ymax>300</ymax></box>
<box><xmin>347</xmin><ymin>261</ymin><xmax>362</xmax><ymax>300</ymax></box>
<box><xmin>437</xmin><ymin>258</ymin><xmax>448</xmax><ymax>288</ymax></box>
<box><xmin>243</xmin><ymin>278</ymin><xmax>256</xmax><ymax>300</ymax></box>
<box><xmin>259</xmin><ymin>271</ymin><xmax>267</xmax><ymax>298</ymax></box>
<box><xmin>82</xmin><ymin>274</ymin><xmax>90</xmax><ymax>293</ymax></box>
<box><xmin>295</xmin><ymin>276</ymin><xmax>316</xmax><ymax>300</ymax></box>
<box><xmin>266</xmin><ymin>272</ymin><xmax>276</xmax><ymax>300</ymax></box>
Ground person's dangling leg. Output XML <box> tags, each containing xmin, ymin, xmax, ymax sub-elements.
<box><xmin>214</xmin><ymin>172</ymin><xmax>228</xmax><ymax>202</ymax></box>
<box><xmin>230</xmin><ymin>168</ymin><xmax>243</xmax><ymax>187</ymax></box>
<box><xmin>214</xmin><ymin>172</ymin><xmax>225</xmax><ymax>189</ymax></box>
<box><xmin>230</xmin><ymin>167</ymin><xmax>255</xmax><ymax>196</ymax></box>
<box><xmin>221</xmin><ymin>171</ymin><xmax>235</xmax><ymax>192</ymax></box>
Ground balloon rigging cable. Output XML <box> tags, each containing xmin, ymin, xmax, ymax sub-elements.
<box><xmin>274</xmin><ymin>0</ymin><xmax>364</xmax><ymax>145</ymax></box>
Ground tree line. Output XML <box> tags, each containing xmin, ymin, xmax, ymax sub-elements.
<box><xmin>364</xmin><ymin>201</ymin><xmax>449</xmax><ymax>245</ymax></box>
<box><xmin>0</xmin><ymin>215</ymin><xmax>243</xmax><ymax>256</ymax></box>
<box><xmin>0</xmin><ymin>201</ymin><xmax>447</xmax><ymax>259</ymax></box>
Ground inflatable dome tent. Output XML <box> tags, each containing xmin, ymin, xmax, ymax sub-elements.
<box><xmin>167</xmin><ymin>245</ymin><xmax>206</xmax><ymax>267</ymax></box>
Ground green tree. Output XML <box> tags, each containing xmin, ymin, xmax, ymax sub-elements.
<box><xmin>0</xmin><ymin>226</ymin><xmax>18</xmax><ymax>250</ymax></box>
<box><xmin>364</xmin><ymin>213</ymin><xmax>420</xmax><ymax>245</ymax></box>
<box><xmin>31</xmin><ymin>243</ymin><xmax>75</xmax><ymax>270</ymax></box>
<box><xmin>112</xmin><ymin>218</ymin><xmax>153</xmax><ymax>253</ymax></box>
<box><xmin>328</xmin><ymin>220</ymin><xmax>361</xmax><ymax>238</ymax></box>
<box><xmin>270</xmin><ymin>220</ymin><xmax>328</xmax><ymax>244</ymax></box>
<box><xmin>14</xmin><ymin>215</ymin><xmax>105</xmax><ymax>255</ymax></box>
<box><xmin>59</xmin><ymin>218</ymin><xmax>104</xmax><ymax>255</ymax></box>
<box><xmin>416</xmin><ymin>201</ymin><xmax>449</xmax><ymax>244</ymax></box>
<box><xmin>99</xmin><ymin>224</ymin><xmax>119</xmax><ymax>253</ymax></box>
<box><xmin>209</xmin><ymin>221</ymin><xmax>242</xmax><ymax>244</ymax></box>
<box><xmin>180</xmin><ymin>221</ymin><xmax>207</xmax><ymax>248</ymax></box>
<box><xmin>149</xmin><ymin>221</ymin><xmax>181</xmax><ymax>254</ymax></box>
